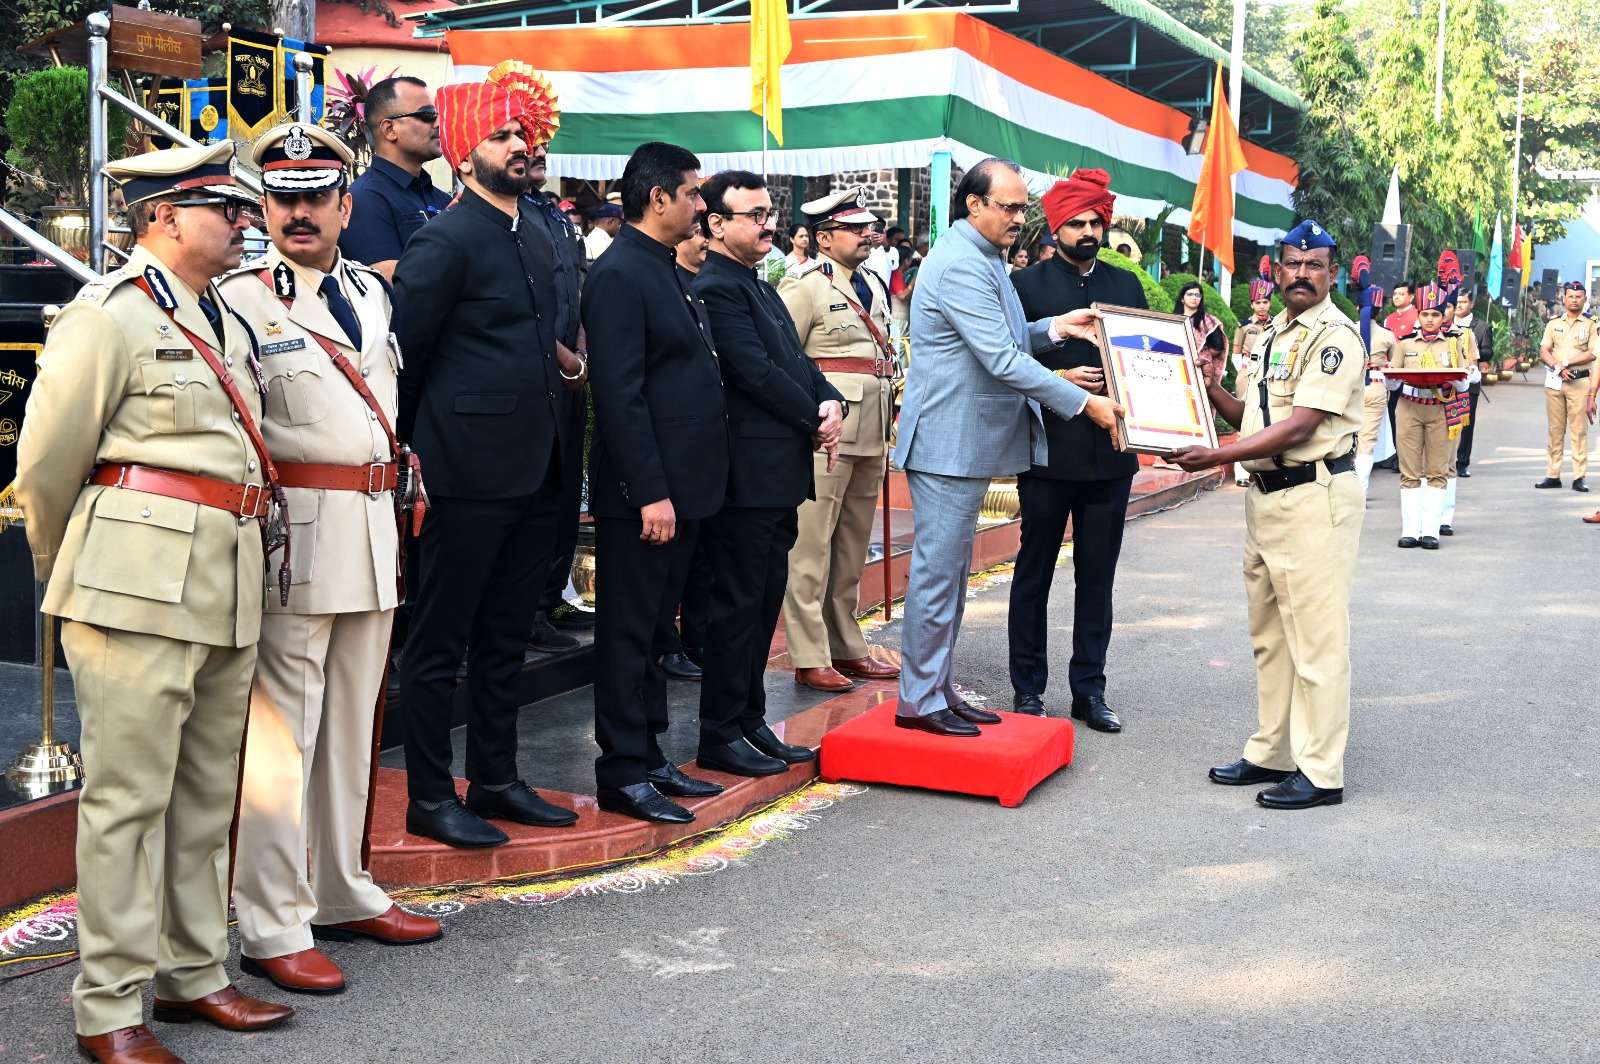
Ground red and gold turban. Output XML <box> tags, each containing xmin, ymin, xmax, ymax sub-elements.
<box><xmin>487</xmin><ymin>60</ymin><xmax>561</xmax><ymax>146</ymax></box>
<box><xmin>1041</xmin><ymin>168</ymin><xmax>1116</xmax><ymax>233</ymax></box>
<box><xmin>436</xmin><ymin>67</ymin><xmax>561</xmax><ymax>173</ymax></box>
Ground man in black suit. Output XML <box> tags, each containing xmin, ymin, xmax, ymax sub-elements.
<box><xmin>1451</xmin><ymin>287</ymin><xmax>1493</xmax><ymax>477</ymax></box>
<box><xmin>394</xmin><ymin>83</ymin><xmax>582</xmax><ymax>847</ymax></box>
<box><xmin>1007</xmin><ymin>169</ymin><xmax>1145</xmax><ymax>733</ymax></box>
<box><xmin>693</xmin><ymin>171</ymin><xmax>845</xmax><ymax>777</ymax></box>
<box><xmin>584</xmin><ymin>143</ymin><xmax>730</xmax><ymax>824</ymax></box>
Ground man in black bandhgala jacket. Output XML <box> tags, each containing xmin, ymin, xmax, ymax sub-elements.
<box><xmin>1007</xmin><ymin>168</ymin><xmax>1145</xmax><ymax>734</ymax></box>
<box><xmin>583</xmin><ymin>142</ymin><xmax>731</xmax><ymax>824</ymax></box>
<box><xmin>692</xmin><ymin>171</ymin><xmax>845</xmax><ymax>778</ymax></box>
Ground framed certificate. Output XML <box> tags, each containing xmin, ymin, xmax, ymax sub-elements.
<box><xmin>1092</xmin><ymin>304</ymin><xmax>1218</xmax><ymax>456</ymax></box>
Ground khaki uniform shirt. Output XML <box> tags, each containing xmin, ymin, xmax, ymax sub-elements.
<box><xmin>1232</xmin><ymin>316</ymin><xmax>1272</xmax><ymax>399</ymax></box>
<box><xmin>219</xmin><ymin>249</ymin><xmax>401</xmax><ymax>615</ymax></box>
<box><xmin>1392</xmin><ymin>330</ymin><xmax>1475</xmax><ymax>372</ymax></box>
<box><xmin>1541</xmin><ymin>315</ymin><xmax>1597</xmax><ymax>368</ymax></box>
<box><xmin>1238</xmin><ymin>295</ymin><xmax>1366</xmax><ymax>473</ymax></box>
<box><xmin>1367</xmin><ymin>323</ymin><xmax>1396</xmax><ymax>370</ymax></box>
<box><xmin>15</xmin><ymin>244</ymin><xmax>265</xmax><ymax>648</ymax></box>
<box><xmin>777</xmin><ymin>255</ymin><xmax>893</xmax><ymax>458</ymax></box>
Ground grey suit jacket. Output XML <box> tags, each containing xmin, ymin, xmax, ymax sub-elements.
<box><xmin>894</xmin><ymin>220</ymin><xmax>1090</xmax><ymax>478</ymax></box>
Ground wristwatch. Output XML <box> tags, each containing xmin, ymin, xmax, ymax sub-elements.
<box><xmin>838</xmin><ymin>398</ymin><xmax>851</xmax><ymax>420</ymax></box>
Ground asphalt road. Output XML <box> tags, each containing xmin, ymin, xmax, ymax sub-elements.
<box><xmin>2</xmin><ymin>380</ymin><xmax>1596</xmax><ymax>1063</ymax></box>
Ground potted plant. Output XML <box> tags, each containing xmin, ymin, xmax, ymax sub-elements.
<box><xmin>6</xmin><ymin>66</ymin><xmax>129</xmax><ymax>261</ymax></box>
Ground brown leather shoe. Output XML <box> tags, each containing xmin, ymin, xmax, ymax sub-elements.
<box><xmin>793</xmin><ymin>666</ymin><xmax>855</xmax><ymax>692</ymax></box>
<box><xmin>75</xmin><ymin>1025</ymin><xmax>184</xmax><ymax>1063</ymax></box>
<box><xmin>240</xmin><ymin>948</ymin><xmax>345</xmax><ymax>994</ymax></box>
<box><xmin>312</xmin><ymin>904</ymin><xmax>443</xmax><ymax>946</ymax></box>
<box><xmin>832</xmin><ymin>654</ymin><xmax>900</xmax><ymax>680</ymax></box>
<box><xmin>1583</xmin><ymin>511</ymin><xmax>1600</xmax><ymax>524</ymax></box>
<box><xmin>150</xmin><ymin>985</ymin><xmax>293</xmax><ymax>1031</ymax></box>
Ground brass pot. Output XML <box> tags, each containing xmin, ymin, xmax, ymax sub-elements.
<box><xmin>570</xmin><ymin>540</ymin><xmax>597</xmax><ymax>607</ymax></box>
<box><xmin>37</xmin><ymin>206</ymin><xmax>92</xmax><ymax>262</ymax></box>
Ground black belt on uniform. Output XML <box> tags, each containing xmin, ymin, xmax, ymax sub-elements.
<box><xmin>1249</xmin><ymin>454</ymin><xmax>1356</xmax><ymax>494</ymax></box>
<box><xmin>1569</xmin><ymin>367</ymin><xmax>1591</xmax><ymax>380</ymax></box>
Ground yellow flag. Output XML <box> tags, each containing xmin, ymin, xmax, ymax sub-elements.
<box><xmin>750</xmin><ymin>0</ymin><xmax>792</xmax><ymax>146</ymax></box>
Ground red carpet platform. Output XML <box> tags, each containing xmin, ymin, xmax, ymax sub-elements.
<box><xmin>819</xmin><ymin>700</ymin><xmax>1074</xmax><ymax>807</ymax></box>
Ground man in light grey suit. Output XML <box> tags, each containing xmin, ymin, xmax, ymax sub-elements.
<box><xmin>894</xmin><ymin>158</ymin><xmax>1121</xmax><ymax>736</ymax></box>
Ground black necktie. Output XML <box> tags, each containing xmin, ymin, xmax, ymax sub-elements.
<box><xmin>319</xmin><ymin>275</ymin><xmax>363</xmax><ymax>350</ymax></box>
<box><xmin>196</xmin><ymin>295</ymin><xmax>224</xmax><ymax>347</ymax></box>
<box><xmin>851</xmin><ymin>271</ymin><xmax>873</xmax><ymax>313</ymax></box>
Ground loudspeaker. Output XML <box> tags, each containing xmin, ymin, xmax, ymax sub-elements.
<box><xmin>1497</xmin><ymin>269</ymin><xmax>1521</xmax><ymax>308</ymax></box>
<box><xmin>1450</xmin><ymin>248</ymin><xmax>1477</xmax><ymax>293</ymax></box>
<box><xmin>1541</xmin><ymin>268</ymin><xmax>1559</xmax><ymax>303</ymax></box>
<box><xmin>1369</xmin><ymin>223</ymin><xmax>1412</xmax><ymax>293</ymax></box>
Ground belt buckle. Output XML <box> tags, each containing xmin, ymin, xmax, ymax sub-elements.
<box><xmin>239</xmin><ymin>482</ymin><xmax>266</xmax><ymax>519</ymax></box>
<box><xmin>366</xmin><ymin>462</ymin><xmax>387</xmax><ymax>498</ymax></box>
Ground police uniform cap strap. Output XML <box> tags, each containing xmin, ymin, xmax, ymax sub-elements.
<box><xmin>252</xmin><ymin>122</ymin><xmax>353</xmax><ymax>194</ymax></box>
<box><xmin>802</xmin><ymin>185</ymin><xmax>878</xmax><ymax>228</ymax></box>
<box><xmin>107</xmin><ymin>141</ymin><xmax>258</xmax><ymax>208</ymax></box>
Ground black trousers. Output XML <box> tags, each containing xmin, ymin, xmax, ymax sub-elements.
<box><xmin>1007</xmin><ymin>473</ymin><xmax>1133</xmax><ymax>701</ymax></box>
<box><xmin>655</xmin><ymin>536</ymin><xmax>715</xmax><ymax>658</ymax></box>
<box><xmin>593</xmin><ymin>516</ymin><xmax>701</xmax><ymax>789</ymax></box>
<box><xmin>698</xmin><ymin>505</ymin><xmax>798</xmax><ymax>747</ymax></box>
<box><xmin>1456</xmin><ymin>384</ymin><xmax>1482</xmax><ymax>472</ymax></box>
<box><xmin>540</xmin><ymin>392</ymin><xmax>588</xmax><ymax>612</ymax></box>
<box><xmin>401</xmin><ymin>458</ymin><xmax>562</xmax><ymax>803</ymax></box>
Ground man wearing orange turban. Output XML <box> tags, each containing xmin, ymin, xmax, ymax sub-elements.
<box><xmin>392</xmin><ymin>80</ymin><xmax>581</xmax><ymax>847</ymax></box>
<box><xmin>1007</xmin><ymin>167</ymin><xmax>1144</xmax><ymax>734</ymax></box>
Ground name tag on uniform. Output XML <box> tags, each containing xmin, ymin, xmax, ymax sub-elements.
<box><xmin>262</xmin><ymin>338</ymin><xmax>307</xmax><ymax>357</ymax></box>
<box><xmin>829</xmin><ymin>303</ymin><xmax>849</xmax><ymax>312</ymax></box>
<box><xmin>154</xmin><ymin>348</ymin><xmax>192</xmax><ymax>361</ymax></box>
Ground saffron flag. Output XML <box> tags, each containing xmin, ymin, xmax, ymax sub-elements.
<box><xmin>1485</xmin><ymin>213</ymin><xmax>1504</xmax><ymax>296</ymax></box>
<box><xmin>750</xmin><ymin>0</ymin><xmax>792</xmax><ymax>146</ymax></box>
<box><xmin>1187</xmin><ymin>62</ymin><xmax>1247</xmax><ymax>275</ymax></box>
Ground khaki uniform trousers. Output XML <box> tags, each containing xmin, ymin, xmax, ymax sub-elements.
<box><xmin>233</xmin><ymin>608</ymin><xmax>395</xmax><ymax>959</ymax></box>
<box><xmin>1395</xmin><ymin>398</ymin><xmax>1451</xmax><ymax>489</ymax></box>
<box><xmin>1545</xmin><ymin>377</ymin><xmax>1591</xmax><ymax>479</ymax></box>
<box><xmin>782</xmin><ymin>448</ymin><xmax>884</xmax><ymax>668</ymax></box>
<box><xmin>62</xmin><ymin>621</ymin><xmax>254</xmax><ymax>1037</ymax></box>
<box><xmin>1358</xmin><ymin>380</ymin><xmax>1388</xmax><ymax>455</ymax></box>
<box><xmin>1240</xmin><ymin>470</ymin><xmax>1363</xmax><ymax>790</ymax></box>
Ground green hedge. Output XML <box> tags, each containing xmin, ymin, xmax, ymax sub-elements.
<box><xmin>1096</xmin><ymin>247</ymin><xmax>1173</xmax><ymax>312</ymax></box>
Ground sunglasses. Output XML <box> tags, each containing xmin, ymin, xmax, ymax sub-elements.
<box><xmin>169</xmin><ymin>197</ymin><xmax>260</xmax><ymax>225</ymax></box>
<box><xmin>384</xmin><ymin>107</ymin><xmax>439</xmax><ymax>125</ymax></box>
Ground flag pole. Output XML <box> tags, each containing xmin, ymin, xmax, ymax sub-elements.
<box><xmin>1509</xmin><ymin>66</ymin><xmax>1524</xmax><ymax>333</ymax></box>
<box><xmin>762</xmin><ymin>106</ymin><xmax>769</xmax><ymax>182</ymax></box>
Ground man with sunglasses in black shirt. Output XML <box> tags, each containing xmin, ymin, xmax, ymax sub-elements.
<box><xmin>341</xmin><ymin>77</ymin><xmax>452</xmax><ymax>282</ymax></box>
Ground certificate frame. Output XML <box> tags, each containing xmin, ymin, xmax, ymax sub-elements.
<box><xmin>1092</xmin><ymin>303</ymin><xmax>1218</xmax><ymax>456</ymax></box>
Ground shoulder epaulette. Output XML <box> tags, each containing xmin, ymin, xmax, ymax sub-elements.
<box><xmin>70</xmin><ymin>261</ymin><xmax>143</xmax><ymax>306</ymax></box>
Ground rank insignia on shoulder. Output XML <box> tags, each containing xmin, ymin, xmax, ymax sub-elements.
<box><xmin>1320</xmin><ymin>346</ymin><xmax>1343</xmax><ymax>374</ymax></box>
<box><xmin>264</xmin><ymin>320</ymin><xmax>284</xmax><ymax>336</ymax></box>
<box><xmin>142</xmin><ymin>266</ymin><xmax>178</xmax><ymax>310</ymax></box>
<box><xmin>820</xmin><ymin>261</ymin><xmax>833</xmax><ymax>279</ymax></box>
<box><xmin>273</xmin><ymin>262</ymin><xmax>296</xmax><ymax>299</ymax></box>
<box><xmin>343</xmin><ymin>262</ymin><xmax>368</xmax><ymax>297</ymax></box>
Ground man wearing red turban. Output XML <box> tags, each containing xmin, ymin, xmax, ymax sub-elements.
<box><xmin>391</xmin><ymin>80</ymin><xmax>581</xmax><ymax>847</ymax></box>
<box><xmin>1007</xmin><ymin>168</ymin><xmax>1144</xmax><ymax>734</ymax></box>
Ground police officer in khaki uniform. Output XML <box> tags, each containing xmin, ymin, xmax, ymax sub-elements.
<box><xmin>15</xmin><ymin>143</ymin><xmax>293</xmax><ymax>1064</ymax></box>
<box><xmin>1535</xmin><ymin>280</ymin><xmax>1596</xmax><ymax>492</ymax></box>
<box><xmin>222</xmin><ymin>123</ymin><xmax>441</xmax><ymax>998</ymax></box>
<box><xmin>777</xmin><ymin>188</ymin><xmax>901</xmax><ymax>692</ymax></box>
<box><xmin>1171</xmin><ymin>219</ymin><xmax>1364</xmax><ymax>811</ymax></box>
<box><xmin>1385</xmin><ymin>281</ymin><xmax>1476</xmax><ymax>547</ymax></box>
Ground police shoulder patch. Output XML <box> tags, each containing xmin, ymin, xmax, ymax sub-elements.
<box><xmin>1320</xmin><ymin>346</ymin><xmax>1344</xmax><ymax>374</ymax></box>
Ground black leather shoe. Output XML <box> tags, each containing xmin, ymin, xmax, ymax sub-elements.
<box><xmin>406</xmin><ymin>797</ymin><xmax>509</xmax><ymax>848</ymax></box>
<box><xmin>1575</xmin><ymin>477</ymin><xmax>1590</xmax><ymax>493</ymax></box>
<box><xmin>1070</xmin><ymin>695</ymin><xmax>1122</xmax><ymax>733</ymax></box>
<box><xmin>645</xmin><ymin>762</ymin><xmax>724</xmax><ymax>798</ymax></box>
<box><xmin>550</xmin><ymin>606</ymin><xmax>596</xmax><ymax>631</ymax></box>
<box><xmin>466</xmin><ymin>781</ymin><xmax>578</xmax><ymax>827</ymax></box>
<box><xmin>893</xmin><ymin>709</ymin><xmax>980</xmax><ymax>737</ymax></box>
<box><xmin>1208</xmin><ymin>758</ymin><xmax>1294</xmax><ymax>786</ymax></box>
<box><xmin>683</xmin><ymin>645</ymin><xmax>705</xmax><ymax>668</ymax></box>
<box><xmin>530</xmin><ymin>613</ymin><xmax>579</xmax><ymax>652</ymax></box>
<box><xmin>950</xmin><ymin>700</ymin><xmax>1002</xmax><ymax>725</ymax></box>
<box><xmin>597</xmin><ymin>783</ymin><xmax>694</xmax><ymax>824</ymax></box>
<box><xmin>697</xmin><ymin>738</ymin><xmax>789</xmax><ymax>777</ymax></box>
<box><xmin>658</xmin><ymin>651</ymin><xmax>703</xmax><ymax>681</ymax></box>
<box><xmin>1419</xmin><ymin>536</ymin><xmax>1439</xmax><ymax>550</ymax></box>
<box><xmin>1012</xmin><ymin>692</ymin><xmax>1045</xmax><ymax>716</ymax></box>
<box><xmin>1256</xmin><ymin>770</ymin><xmax>1344</xmax><ymax>809</ymax></box>
<box><xmin>1397</xmin><ymin>536</ymin><xmax>1419</xmax><ymax>548</ymax></box>
<box><xmin>1458</xmin><ymin>468</ymin><xmax>1471</xmax><ymax>478</ymax></box>
<box><xmin>1439</xmin><ymin>524</ymin><xmax>1454</xmax><ymax>536</ymax></box>
<box><xmin>1535</xmin><ymin>477</ymin><xmax>1563</xmax><ymax>489</ymax></box>
<box><xmin>745</xmin><ymin>723</ymin><xmax>816</xmax><ymax>764</ymax></box>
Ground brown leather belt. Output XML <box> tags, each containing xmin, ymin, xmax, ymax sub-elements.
<box><xmin>90</xmin><ymin>463</ymin><xmax>272</xmax><ymax>519</ymax></box>
<box><xmin>815</xmin><ymin>357</ymin><xmax>892</xmax><ymax>378</ymax></box>
<box><xmin>275</xmin><ymin>460</ymin><xmax>399</xmax><ymax>495</ymax></box>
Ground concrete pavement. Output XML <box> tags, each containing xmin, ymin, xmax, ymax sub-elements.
<box><xmin>1</xmin><ymin>381</ymin><xmax>1595</xmax><ymax>1064</ymax></box>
